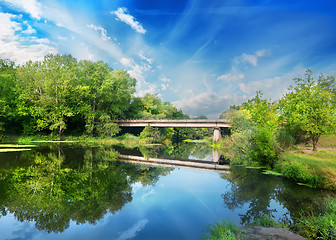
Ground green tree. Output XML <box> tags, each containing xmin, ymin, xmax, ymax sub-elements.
<box><xmin>78</xmin><ymin>61</ymin><xmax>136</xmax><ymax>136</ymax></box>
<box><xmin>279</xmin><ymin>70</ymin><xmax>336</xmax><ymax>151</ymax></box>
<box><xmin>16</xmin><ymin>54</ymin><xmax>78</xmax><ymax>137</ymax></box>
<box><xmin>140</xmin><ymin>125</ymin><xmax>160</xmax><ymax>143</ymax></box>
<box><xmin>222</xmin><ymin>92</ymin><xmax>279</xmax><ymax>167</ymax></box>
<box><xmin>0</xmin><ymin>59</ymin><xmax>18</xmax><ymax>137</ymax></box>
<box><xmin>131</xmin><ymin>94</ymin><xmax>187</xmax><ymax>119</ymax></box>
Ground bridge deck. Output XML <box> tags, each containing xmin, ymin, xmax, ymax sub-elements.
<box><xmin>113</xmin><ymin>119</ymin><xmax>231</xmax><ymax>128</ymax></box>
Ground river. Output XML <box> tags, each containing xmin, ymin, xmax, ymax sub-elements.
<box><xmin>0</xmin><ymin>142</ymin><xmax>331</xmax><ymax>239</ymax></box>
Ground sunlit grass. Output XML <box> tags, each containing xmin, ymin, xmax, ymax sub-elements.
<box><xmin>277</xmin><ymin>150</ymin><xmax>336</xmax><ymax>189</ymax></box>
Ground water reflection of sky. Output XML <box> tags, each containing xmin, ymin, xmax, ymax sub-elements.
<box><xmin>0</xmin><ymin>145</ymin><xmax>327</xmax><ymax>240</ymax></box>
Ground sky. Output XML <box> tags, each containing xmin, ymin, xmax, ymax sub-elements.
<box><xmin>0</xmin><ymin>0</ymin><xmax>336</xmax><ymax>118</ymax></box>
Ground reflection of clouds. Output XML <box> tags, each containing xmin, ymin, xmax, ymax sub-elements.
<box><xmin>116</xmin><ymin>218</ymin><xmax>149</xmax><ymax>240</ymax></box>
<box><xmin>8</xmin><ymin>222</ymin><xmax>35</xmax><ymax>240</ymax></box>
<box><xmin>131</xmin><ymin>182</ymin><xmax>143</xmax><ymax>193</ymax></box>
<box><xmin>142</xmin><ymin>189</ymin><xmax>155</xmax><ymax>200</ymax></box>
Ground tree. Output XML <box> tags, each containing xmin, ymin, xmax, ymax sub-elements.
<box><xmin>279</xmin><ymin>70</ymin><xmax>336</xmax><ymax>151</ymax></box>
<box><xmin>131</xmin><ymin>94</ymin><xmax>187</xmax><ymax>119</ymax></box>
<box><xmin>78</xmin><ymin>61</ymin><xmax>136</xmax><ymax>136</ymax></box>
<box><xmin>222</xmin><ymin>92</ymin><xmax>279</xmax><ymax>167</ymax></box>
<box><xmin>0</xmin><ymin>59</ymin><xmax>18</xmax><ymax>136</ymax></box>
<box><xmin>140</xmin><ymin>125</ymin><xmax>160</xmax><ymax>143</ymax></box>
<box><xmin>16</xmin><ymin>54</ymin><xmax>78</xmax><ymax>137</ymax></box>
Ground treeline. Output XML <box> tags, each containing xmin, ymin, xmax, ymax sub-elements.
<box><xmin>0</xmin><ymin>54</ymin><xmax>187</xmax><ymax>139</ymax></box>
<box><xmin>220</xmin><ymin>69</ymin><xmax>336</xmax><ymax>167</ymax></box>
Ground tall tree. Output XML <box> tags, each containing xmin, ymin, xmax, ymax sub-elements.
<box><xmin>17</xmin><ymin>54</ymin><xmax>78</xmax><ymax>137</ymax></box>
<box><xmin>279</xmin><ymin>70</ymin><xmax>336</xmax><ymax>151</ymax></box>
<box><xmin>78</xmin><ymin>61</ymin><xmax>136</xmax><ymax>136</ymax></box>
<box><xmin>0</xmin><ymin>59</ymin><xmax>17</xmax><ymax>137</ymax></box>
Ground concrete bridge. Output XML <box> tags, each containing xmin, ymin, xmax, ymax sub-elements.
<box><xmin>113</xmin><ymin>119</ymin><xmax>231</xmax><ymax>141</ymax></box>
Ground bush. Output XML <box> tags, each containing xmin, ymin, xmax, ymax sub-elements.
<box><xmin>277</xmin><ymin>129</ymin><xmax>296</xmax><ymax>149</ymax></box>
<box><xmin>247</xmin><ymin>127</ymin><xmax>278</xmax><ymax>167</ymax></box>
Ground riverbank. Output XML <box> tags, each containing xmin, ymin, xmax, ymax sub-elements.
<box><xmin>272</xmin><ymin>134</ymin><xmax>336</xmax><ymax>190</ymax></box>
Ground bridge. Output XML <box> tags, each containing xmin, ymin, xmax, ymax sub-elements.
<box><xmin>113</xmin><ymin>119</ymin><xmax>231</xmax><ymax>141</ymax></box>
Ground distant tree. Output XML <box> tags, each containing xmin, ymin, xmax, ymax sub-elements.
<box><xmin>220</xmin><ymin>105</ymin><xmax>241</xmax><ymax>121</ymax></box>
<box><xmin>130</xmin><ymin>94</ymin><xmax>187</xmax><ymax>119</ymax></box>
<box><xmin>195</xmin><ymin>115</ymin><xmax>207</xmax><ymax>119</ymax></box>
<box><xmin>279</xmin><ymin>70</ymin><xmax>336</xmax><ymax>151</ymax></box>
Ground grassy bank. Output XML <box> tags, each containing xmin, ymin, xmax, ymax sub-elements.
<box><xmin>275</xmin><ymin>151</ymin><xmax>336</xmax><ymax>189</ymax></box>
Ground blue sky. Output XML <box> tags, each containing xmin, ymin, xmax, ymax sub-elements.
<box><xmin>1</xmin><ymin>0</ymin><xmax>336</xmax><ymax>118</ymax></box>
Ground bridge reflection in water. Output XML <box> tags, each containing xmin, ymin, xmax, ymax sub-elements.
<box><xmin>118</xmin><ymin>149</ymin><xmax>229</xmax><ymax>174</ymax></box>
<box><xmin>113</xmin><ymin>119</ymin><xmax>231</xmax><ymax>142</ymax></box>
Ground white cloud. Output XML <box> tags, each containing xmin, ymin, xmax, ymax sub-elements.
<box><xmin>112</xmin><ymin>7</ymin><xmax>146</xmax><ymax>34</ymax></box>
<box><xmin>2</xmin><ymin>0</ymin><xmax>43</xmax><ymax>20</ymax></box>
<box><xmin>116</xmin><ymin>219</ymin><xmax>149</xmax><ymax>240</ymax></box>
<box><xmin>217</xmin><ymin>73</ymin><xmax>245</xmax><ymax>82</ymax></box>
<box><xmin>0</xmin><ymin>12</ymin><xmax>57</xmax><ymax>64</ymax></box>
<box><xmin>237</xmin><ymin>49</ymin><xmax>271</xmax><ymax>67</ymax></box>
<box><xmin>86</xmin><ymin>24</ymin><xmax>111</xmax><ymax>41</ymax></box>
<box><xmin>139</xmin><ymin>52</ymin><xmax>153</xmax><ymax>64</ymax></box>
<box><xmin>22</xmin><ymin>24</ymin><xmax>36</xmax><ymax>34</ymax></box>
<box><xmin>238</xmin><ymin>68</ymin><xmax>305</xmax><ymax>99</ymax></box>
<box><xmin>173</xmin><ymin>91</ymin><xmax>246</xmax><ymax>119</ymax></box>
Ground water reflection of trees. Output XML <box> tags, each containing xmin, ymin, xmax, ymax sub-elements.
<box><xmin>220</xmin><ymin>166</ymin><xmax>330</xmax><ymax>226</ymax></box>
<box><xmin>138</xmin><ymin>142</ymin><xmax>213</xmax><ymax>160</ymax></box>
<box><xmin>0</xmin><ymin>144</ymin><xmax>172</xmax><ymax>233</ymax></box>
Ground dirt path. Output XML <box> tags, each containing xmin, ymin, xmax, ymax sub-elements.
<box><xmin>242</xmin><ymin>226</ymin><xmax>307</xmax><ymax>240</ymax></box>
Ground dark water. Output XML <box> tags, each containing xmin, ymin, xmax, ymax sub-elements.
<box><xmin>0</xmin><ymin>142</ymin><xmax>330</xmax><ymax>240</ymax></box>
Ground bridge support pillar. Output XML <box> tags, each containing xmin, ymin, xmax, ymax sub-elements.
<box><xmin>213</xmin><ymin>127</ymin><xmax>222</xmax><ymax>142</ymax></box>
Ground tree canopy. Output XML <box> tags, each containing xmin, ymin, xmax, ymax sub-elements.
<box><xmin>0</xmin><ymin>55</ymin><xmax>186</xmax><ymax>139</ymax></box>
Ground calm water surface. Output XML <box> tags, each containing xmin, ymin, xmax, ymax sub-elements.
<box><xmin>0</xmin><ymin>142</ymin><xmax>330</xmax><ymax>240</ymax></box>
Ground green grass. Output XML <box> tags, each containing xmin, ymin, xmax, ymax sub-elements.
<box><xmin>294</xmin><ymin>197</ymin><xmax>336</xmax><ymax>239</ymax></box>
<box><xmin>276</xmin><ymin>151</ymin><xmax>336</xmax><ymax>189</ymax></box>
<box><xmin>249</xmin><ymin>215</ymin><xmax>287</xmax><ymax>228</ymax></box>
<box><xmin>203</xmin><ymin>220</ymin><xmax>244</xmax><ymax>240</ymax></box>
<box><xmin>318</xmin><ymin>134</ymin><xmax>336</xmax><ymax>149</ymax></box>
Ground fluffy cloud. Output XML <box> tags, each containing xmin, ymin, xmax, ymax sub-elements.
<box><xmin>239</xmin><ymin>68</ymin><xmax>305</xmax><ymax>99</ymax></box>
<box><xmin>86</xmin><ymin>24</ymin><xmax>111</xmax><ymax>41</ymax></box>
<box><xmin>116</xmin><ymin>219</ymin><xmax>149</xmax><ymax>240</ymax></box>
<box><xmin>237</xmin><ymin>49</ymin><xmax>271</xmax><ymax>67</ymax></box>
<box><xmin>2</xmin><ymin>0</ymin><xmax>42</xmax><ymax>20</ymax></box>
<box><xmin>0</xmin><ymin>12</ymin><xmax>57</xmax><ymax>64</ymax></box>
<box><xmin>217</xmin><ymin>73</ymin><xmax>245</xmax><ymax>82</ymax></box>
<box><xmin>112</xmin><ymin>8</ymin><xmax>146</xmax><ymax>34</ymax></box>
<box><xmin>173</xmin><ymin>91</ymin><xmax>246</xmax><ymax>118</ymax></box>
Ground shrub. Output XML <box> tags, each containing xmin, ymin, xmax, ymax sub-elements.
<box><xmin>277</xmin><ymin>129</ymin><xmax>296</xmax><ymax>149</ymax></box>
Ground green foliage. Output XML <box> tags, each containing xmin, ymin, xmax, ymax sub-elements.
<box><xmin>96</xmin><ymin>115</ymin><xmax>121</xmax><ymax>137</ymax></box>
<box><xmin>223</xmin><ymin>100</ymin><xmax>279</xmax><ymax>167</ymax></box>
<box><xmin>280</xmin><ymin>69</ymin><xmax>336</xmax><ymax>151</ymax></box>
<box><xmin>276</xmin><ymin>153</ymin><xmax>326</xmax><ymax>188</ymax></box>
<box><xmin>247</xmin><ymin>126</ymin><xmax>278</xmax><ymax>167</ymax></box>
<box><xmin>277</xmin><ymin>129</ymin><xmax>296</xmax><ymax>149</ymax></box>
<box><xmin>129</xmin><ymin>94</ymin><xmax>187</xmax><ymax>119</ymax></box>
<box><xmin>295</xmin><ymin>197</ymin><xmax>336</xmax><ymax>239</ymax></box>
<box><xmin>140</xmin><ymin>125</ymin><xmax>160</xmax><ymax>143</ymax></box>
<box><xmin>250</xmin><ymin>215</ymin><xmax>286</xmax><ymax>228</ymax></box>
<box><xmin>0</xmin><ymin>55</ymin><xmax>137</xmax><ymax>138</ymax></box>
<box><xmin>203</xmin><ymin>220</ymin><xmax>243</xmax><ymax>240</ymax></box>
